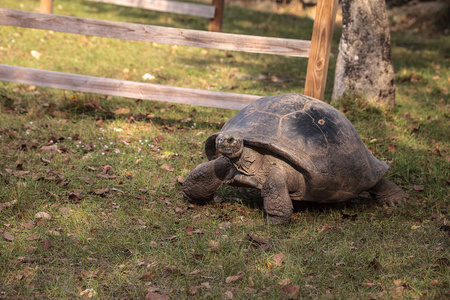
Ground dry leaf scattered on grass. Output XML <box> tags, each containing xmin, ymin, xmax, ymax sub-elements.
<box><xmin>413</xmin><ymin>185</ymin><xmax>425</xmax><ymax>191</ymax></box>
<box><xmin>145</xmin><ymin>292</ymin><xmax>170</xmax><ymax>300</ymax></box>
<box><xmin>160</xmin><ymin>164</ymin><xmax>175</xmax><ymax>172</ymax></box>
<box><xmin>34</xmin><ymin>212</ymin><xmax>51</xmax><ymax>220</ymax></box>
<box><xmin>278</xmin><ymin>278</ymin><xmax>291</xmax><ymax>286</ymax></box>
<box><xmin>225</xmin><ymin>271</ymin><xmax>244</xmax><ymax>284</ymax></box>
<box><xmin>0</xmin><ymin>199</ymin><xmax>17</xmax><ymax>211</ymax></box>
<box><xmin>281</xmin><ymin>284</ymin><xmax>300</xmax><ymax>298</ymax></box>
<box><xmin>40</xmin><ymin>144</ymin><xmax>62</xmax><ymax>153</ymax></box>
<box><xmin>246</xmin><ymin>234</ymin><xmax>270</xmax><ymax>250</ymax></box>
<box><xmin>3</xmin><ymin>233</ymin><xmax>14</xmax><ymax>242</ymax></box>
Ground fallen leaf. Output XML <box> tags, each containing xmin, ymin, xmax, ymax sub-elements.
<box><xmin>225</xmin><ymin>271</ymin><xmax>244</xmax><ymax>283</ymax></box>
<box><xmin>413</xmin><ymin>185</ymin><xmax>425</xmax><ymax>191</ymax></box>
<box><xmin>13</xmin><ymin>170</ymin><xmax>30</xmax><ymax>176</ymax></box>
<box><xmin>184</xmin><ymin>226</ymin><xmax>195</xmax><ymax>234</ymax></box>
<box><xmin>35</xmin><ymin>211</ymin><xmax>51</xmax><ymax>220</ymax></box>
<box><xmin>25</xmin><ymin>235</ymin><xmax>38</xmax><ymax>241</ymax></box>
<box><xmin>139</xmin><ymin>272</ymin><xmax>156</xmax><ymax>282</ymax></box>
<box><xmin>160</xmin><ymin>164</ymin><xmax>175</xmax><ymax>172</ymax></box>
<box><xmin>387</xmin><ymin>143</ymin><xmax>398</xmax><ymax>153</ymax></box>
<box><xmin>145</xmin><ymin>293</ymin><xmax>170</xmax><ymax>300</ymax></box>
<box><xmin>90</xmin><ymin>188</ymin><xmax>109</xmax><ymax>197</ymax></box>
<box><xmin>40</xmin><ymin>144</ymin><xmax>62</xmax><ymax>153</ymax></box>
<box><xmin>224</xmin><ymin>290</ymin><xmax>234</xmax><ymax>299</ymax></box>
<box><xmin>272</xmin><ymin>253</ymin><xmax>285</xmax><ymax>267</ymax></box>
<box><xmin>68</xmin><ymin>192</ymin><xmax>82</xmax><ymax>203</ymax></box>
<box><xmin>394</xmin><ymin>279</ymin><xmax>404</xmax><ymax>286</ymax></box>
<box><xmin>142</xmin><ymin>73</ymin><xmax>156</xmax><ymax>81</ymax></box>
<box><xmin>219</xmin><ymin>222</ymin><xmax>232</xmax><ymax>229</ymax></box>
<box><xmin>430</xmin><ymin>279</ymin><xmax>439</xmax><ymax>286</ymax></box>
<box><xmin>278</xmin><ymin>278</ymin><xmax>291</xmax><ymax>286</ymax></box>
<box><xmin>0</xmin><ymin>199</ymin><xmax>17</xmax><ymax>211</ymax></box>
<box><xmin>49</xmin><ymin>229</ymin><xmax>60</xmax><ymax>236</ymax></box>
<box><xmin>281</xmin><ymin>285</ymin><xmax>300</xmax><ymax>298</ymax></box>
<box><xmin>409</xmin><ymin>71</ymin><xmax>423</xmax><ymax>82</ymax></box>
<box><xmin>41</xmin><ymin>157</ymin><xmax>51</xmax><ymax>164</ymax></box>
<box><xmin>113</xmin><ymin>107</ymin><xmax>130</xmax><ymax>115</ymax></box>
<box><xmin>101</xmin><ymin>165</ymin><xmax>113</xmax><ymax>174</ymax></box>
<box><xmin>81</xmin><ymin>269</ymin><xmax>99</xmax><ymax>279</ymax></box>
<box><xmin>21</xmin><ymin>221</ymin><xmax>35</xmax><ymax>229</ymax></box>
<box><xmin>31</xmin><ymin>50</ymin><xmax>42</xmax><ymax>60</ymax></box>
<box><xmin>173</xmin><ymin>175</ymin><xmax>184</xmax><ymax>185</ymax></box>
<box><xmin>79</xmin><ymin>289</ymin><xmax>97</xmax><ymax>298</ymax></box>
<box><xmin>96</xmin><ymin>173</ymin><xmax>116</xmax><ymax>179</ymax></box>
<box><xmin>207</xmin><ymin>240</ymin><xmax>220</xmax><ymax>252</ymax></box>
<box><xmin>246</xmin><ymin>234</ymin><xmax>270</xmax><ymax>250</ymax></box>
<box><xmin>248</xmin><ymin>277</ymin><xmax>254</xmax><ymax>287</ymax></box>
<box><xmin>43</xmin><ymin>239</ymin><xmax>52</xmax><ymax>251</ymax></box>
<box><xmin>164</xmin><ymin>265</ymin><xmax>179</xmax><ymax>274</ymax></box>
<box><xmin>189</xmin><ymin>269</ymin><xmax>201</xmax><ymax>276</ymax></box>
<box><xmin>3</xmin><ymin>233</ymin><xmax>14</xmax><ymax>242</ymax></box>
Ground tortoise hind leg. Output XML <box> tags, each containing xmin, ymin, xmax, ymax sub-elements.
<box><xmin>182</xmin><ymin>156</ymin><xmax>236</xmax><ymax>205</ymax></box>
<box><xmin>368</xmin><ymin>178</ymin><xmax>405</xmax><ymax>206</ymax></box>
<box><xmin>262</xmin><ymin>168</ymin><xmax>293</xmax><ymax>225</ymax></box>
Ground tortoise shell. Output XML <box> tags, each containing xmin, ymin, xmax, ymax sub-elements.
<box><xmin>205</xmin><ymin>94</ymin><xmax>388</xmax><ymax>202</ymax></box>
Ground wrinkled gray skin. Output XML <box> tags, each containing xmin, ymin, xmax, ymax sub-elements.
<box><xmin>182</xmin><ymin>94</ymin><xmax>405</xmax><ymax>224</ymax></box>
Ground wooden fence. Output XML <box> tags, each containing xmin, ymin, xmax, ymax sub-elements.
<box><xmin>41</xmin><ymin>0</ymin><xmax>225</xmax><ymax>32</ymax></box>
<box><xmin>0</xmin><ymin>0</ymin><xmax>338</xmax><ymax>110</ymax></box>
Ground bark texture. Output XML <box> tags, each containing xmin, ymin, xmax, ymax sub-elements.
<box><xmin>332</xmin><ymin>0</ymin><xmax>396</xmax><ymax>108</ymax></box>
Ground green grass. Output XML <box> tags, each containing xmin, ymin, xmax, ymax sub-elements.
<box><xmin>0</xmin><ymin>0</ymin><xmax>449</xmax><ymax>299</ymax></box>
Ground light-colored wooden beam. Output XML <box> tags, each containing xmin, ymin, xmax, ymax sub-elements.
<box><xmin>89</xmin><ymin>0</ymin><xmax>215</xmax><ymax>19</ymax></box>
<box><xmin>0</xmin><ymin>8</ymin><xmax>310</xmax><ymax>57</ymax></box>
<box><xmin>304</xmin><ymin>0</ymin><xmax>338</xmax><ymax>100</ymax></box>
<box><xmin>39</xmin><ymin>0</ymin><xmax>53</xmax><ymax>14</ymax></box>
<box><xmin>0</xmin><ymin>65</ymin><xmax>260</xmax><ymax>110</ymax></box>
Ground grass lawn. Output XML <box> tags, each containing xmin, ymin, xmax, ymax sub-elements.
<box><xmin>0</xmin><ymin>0</ymin><xmax>449</xmax><ymax>299</ymax></box>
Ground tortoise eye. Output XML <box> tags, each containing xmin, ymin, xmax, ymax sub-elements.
<box><xmin>227</xmin><ymin>137</ymin><xmax>234</xmax><ymax>143</ymax></box>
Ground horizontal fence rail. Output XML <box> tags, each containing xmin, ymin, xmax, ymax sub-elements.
<box><xmin>89</xmin><ymin>0</ymin><xmax>216</xmax><ymax>19</ymax></box>
<box><xmin>0</xmin><ymin>8</ymin><xmax>310</xmax><ymax>57</ymax></box>
<box><xmin>0</xmin><ymin>65</ymin><xmax>260</xmax><ymax>110</ymax></box>
<box><xmin>0</xmin><ymin>0</ymin><xmax>337</xmax><ymax>109</ymax></box>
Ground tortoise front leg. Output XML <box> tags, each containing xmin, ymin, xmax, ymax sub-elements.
<box><xmin>182</xmin><ymin>156</ymin><xmax>236</xmax><ymax>205</ymax></box>
<box><xmin>261</xmin><ymin>168</ymin><xmax>293</xmax><ymax>225</ymax></box>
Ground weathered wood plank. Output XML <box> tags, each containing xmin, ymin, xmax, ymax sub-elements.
<box><xmin>0</xmin><ymin>8</ymin><xmax>310</xmax><ymax>57</ymax></box>
<box><xmin>0</xmin><ymin>65</ymin><xmax>260</xmax><ymax>110</ymax></box>
<box><xmin>304</xmin><ymin>0</ymin><xmax>338</xmax><ymax>100</ymax></box>
<box><xmin>89</xmin><ymin>0</ymin><xmax>215</xmax><ymax>19</ymax></box>
<box><xmin>40</xmin><ymin>0</ymin><xmax>53</xmax><ymax>14</ymax></box>
<box><xmin>209</xmin><ymin>0</ymin><xmax>224</xmax><ymax>32</ymax></box>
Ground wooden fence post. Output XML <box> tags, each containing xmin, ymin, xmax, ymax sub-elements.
<box><xmin>304</xmin><ymin>0</ymin><xmax>338</xmax><ymax>101</ymax></box>
<box><xmin>209</xmin><ymin>0</ymin><xmax>224</xmax><ymax>32</ymax></box>
<box><xmin>40</xmin><ymin>0</ymin><xmax>53</xmax><ymax>14</ymax></box>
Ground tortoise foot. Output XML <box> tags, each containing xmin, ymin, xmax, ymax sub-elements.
<box><xmin>182</xmin><ymin>157</ymin><xmax>236</xmax><ymax>205</ymax></box>
<box><xmin>262</xmin><ymin>169</ymin><xmax>293</xmax><ymax>225</ymax></box>
<box><xmin>369</xmin><ymin>178</ymin><xmax>405</xmax><ymax>206</ymax></box>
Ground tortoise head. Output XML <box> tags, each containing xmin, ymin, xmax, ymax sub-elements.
<box><xmin>216</xmin><ymin>133</ymin><xmax>244</xmax><ymax>159</ymax></box>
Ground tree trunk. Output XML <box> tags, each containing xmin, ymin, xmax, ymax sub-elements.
<box><xmin>332</xmin><ymin>0</ymin><xmax>396</xmax><ymax>108</ymax></box>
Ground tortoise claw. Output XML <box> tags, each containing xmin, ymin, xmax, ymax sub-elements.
<box><xmin>368</xmin><ymin>178</ymin><xmax>405</xmax><ymax>206</ymax></box>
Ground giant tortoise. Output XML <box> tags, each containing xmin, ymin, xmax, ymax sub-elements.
<box><xmin>182</xmin><ymin>94</ymin><xmax>404</xmax><ymax>224</ymax></box>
